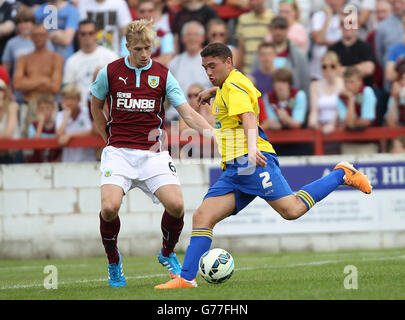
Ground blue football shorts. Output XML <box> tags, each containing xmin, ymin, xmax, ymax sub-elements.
<box><xmin>204</xmin><ymin>152</ymin><xmax>293</xmax><ymax>215</ymax></box>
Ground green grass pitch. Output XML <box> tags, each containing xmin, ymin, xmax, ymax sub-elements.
<box><xmin>1</xmin><ymin>248</ymin><xmax>404</xmax><ymax>300</ymax></box>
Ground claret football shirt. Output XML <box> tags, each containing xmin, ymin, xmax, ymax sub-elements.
<box><xmin>90</xmin><ymin>56</ymin><xmax>186</xmax><ymax>151</ymax></box>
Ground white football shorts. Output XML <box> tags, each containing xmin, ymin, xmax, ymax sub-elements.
<box><xmin>100</xmin><ymin>146</ymin><xmax>180</xmax><ymax>203</ymax></box>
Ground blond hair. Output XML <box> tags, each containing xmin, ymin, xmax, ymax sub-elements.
<box><xmin>61</xmin><ymin>83</ymin><xmax>81</xmax><ymax>99</ymax></box>
<box><xmin>126</xmin><ymin>19</ymin><xmax>156</xmax><ymax>46</ymax></box>
<box><xmin>322</xmin><ymin>50</ymin><xmax>340</xmax><ymax>65</ymax></box>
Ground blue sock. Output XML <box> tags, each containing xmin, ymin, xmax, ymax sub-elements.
<box><xmin>181</xmin><ymin>228</ymin><xmax>213</xmax><ymax>281</ymax></box>
<box><xmin>296</xmin><ymin>168</ymin><xmax>345</xmax><ymax>210</ymax></box>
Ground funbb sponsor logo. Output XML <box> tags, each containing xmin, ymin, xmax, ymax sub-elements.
<box><xmin>117</xmin><ymin>98</ymin><xmax>156</xmax><ymax>111</ymax></box>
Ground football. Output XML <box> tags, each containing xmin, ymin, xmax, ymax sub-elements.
<box><xmin>198</xmin><ymin>248</ymin><xmax>234</xmax><ymax>284</ymax></box>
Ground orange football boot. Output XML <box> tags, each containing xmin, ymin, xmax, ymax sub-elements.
<box><xmin>334</xmin><ymin>161</ymin><xmax>372</xmax><ymax>194</ymax></box>
<box><xmin>154</xmin><ymin>276</ymin><xmax>197</xmax><ymax>289</ymax></box>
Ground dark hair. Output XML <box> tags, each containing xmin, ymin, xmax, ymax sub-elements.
<box><xmin>14</xmin><ymin>8</ymin><xmax>35</xmax><ymax>24</ymax></box>
<box><xmin>200</xmin><ymin>42</ymin><xmax>233</xmax><ymax>62</ymax></box>
<box><xmin>78</xmin><ymin>19</ymin><xmax>97</xmax><ymax>29</ymax></box>
<box><xmin>272</xmin><ymin>68</ymin><xmax>293</xmax><ymax>85</ymax></box>
<box><xmin>258</xmin><ymin>41</ymin><xmax>276</xmax><ymax>51</ymax></box>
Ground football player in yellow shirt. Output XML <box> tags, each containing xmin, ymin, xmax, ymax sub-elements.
<box><xmin>155</xmin><ymin>43</ymin><xmax>372</xmax><ymax>289</ymax></box>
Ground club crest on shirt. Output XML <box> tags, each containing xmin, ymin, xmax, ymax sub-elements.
<box><xmin>148</xmin><ymin>75</ymin><xmax>160</xmax><ymax>88</ymax></box>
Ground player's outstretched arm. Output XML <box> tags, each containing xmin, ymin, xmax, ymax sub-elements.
<box><xmin>176</xmin><ymin>102</ymin><xmax>215</xmax><ymax>139</ymax></box>
<box><xmin>91</xmin><ymin>95</ymin><xmax>108</xmax><ymax>143</ymax></box>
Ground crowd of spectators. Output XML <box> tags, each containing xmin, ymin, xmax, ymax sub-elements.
<box><xmin>0</xmin><ymin>0</ymin><xmax>405</xmax><ymax>163</ymax></box>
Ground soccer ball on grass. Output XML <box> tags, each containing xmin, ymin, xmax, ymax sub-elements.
<box><xmin>198</xmin><ymin>248</ymin><xmax>234</xmax><ymax>284</ymax></box>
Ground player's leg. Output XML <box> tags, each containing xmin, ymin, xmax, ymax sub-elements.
<box><xmin>99</xmin><ymin>146</ymin><xmax>132</xmax><ymax>287</ymax></box>
<box><xmin>155</xmin><ymin>193</ymin><xmax>236</xmax><ymax>289</ymax></box>
<box><xmin>268</xmin><ymin>161</ymin><xmax>372</xmax><ymax>219</ymax></box>
<box><xmin>100</xmin><ymin>183</ymin><xmax>126</xmax><ymax>287</ymax></box>
<box><xmin>154</xmin><ymin>184</ymin><xmax>185</xmax><ymax>278</ymax></box>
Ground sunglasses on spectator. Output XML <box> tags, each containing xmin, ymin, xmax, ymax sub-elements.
<box><xmin>322</xmin><ymin>64</ymin><xmax>337</xmax><ymax>70</ymax></box>
<box><xmin>188</xmin><ymin>92</ymin><xmax>200</xmax><ymax>98</ymax></box>
<box><xmin>79</xmin><ymin>31</ymin><xmax>96</xmax><ymax>36</ymax></box>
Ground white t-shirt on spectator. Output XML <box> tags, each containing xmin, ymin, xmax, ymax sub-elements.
<box><xmin>56</xmin><ymin>109</ymin><xmax>96</xmax><ymax>163</ymax></box>
<box><xmin>310</xmin><ymin>10</ymin><xmax>342</xmax><ymax>80</ymax></box>
<box><xmin>63</xmin><ymin>45</ymin><xmax>118</xmax><ymax>112</ymax></box>
<box><xmin>78</xmin><ymin>0</ymin><xmax>132</xmax><ymax>55</ymax></box>
<box><xmin>168</xmin><ymin>51</ymin><xmax>211</xmax><ymax>97</ymax></box>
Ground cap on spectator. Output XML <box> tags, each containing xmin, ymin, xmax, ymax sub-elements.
<box><xmin>270</xmin><ymin>16</ymin><xmax>288</xmax><ymax>29</ymax></box>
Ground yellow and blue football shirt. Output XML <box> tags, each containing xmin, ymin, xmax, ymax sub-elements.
<box><xmin>212</xmin><ymin>69</ymin><xmax>275</xmax><ymax>165</ymax></box>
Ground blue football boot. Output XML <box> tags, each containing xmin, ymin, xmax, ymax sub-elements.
<box><xmin>108</xmin><ymin>250</ymin><xmax>126</xmax><ymax>287</ymax></box>
<box><xmin>158</xmin><ymin>250</ymin><xmax>182</xmax><ymax>279</ymax></box>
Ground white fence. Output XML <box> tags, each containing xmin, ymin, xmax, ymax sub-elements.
<box><xmin>1</xmin><ymin>153</ymin><xmax>405</xmax><ymax>259</ymax></box>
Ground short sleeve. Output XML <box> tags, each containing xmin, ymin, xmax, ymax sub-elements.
<box><xmin>291</xmin><ymin>90</ymin><xmax>308</xmax><ymax>124</ymax></box>
<box><xmin>227</xmin><ymin>82</ymin><xmax>254</xmax><ymax>120</ymax></box>
<box><xmin>361</xmin><ymin>87</ymin><xmax>376</xmax><ymax>120</ymax></box>
<box><xmin>90</xmin><ymin>65</ymin><xmax>109</xmax><ymax>101</ymax></box>
<box><xmin>166</xmin><ymin>71</ymin><xmax>187</xmax><ymax>107</ymax></box>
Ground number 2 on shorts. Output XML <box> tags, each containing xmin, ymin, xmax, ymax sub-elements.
<box><xmin>259</xmin><ymin>172</ymin><xmax>272</xmax><ymax>189</ymax></box>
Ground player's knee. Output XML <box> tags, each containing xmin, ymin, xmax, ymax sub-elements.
<box><xmin>192</xmin><ymin>208</ymin><xmax>215</xmax><ymax>229</ymax></box>
<box><xmin>165</xmin><ymin>200</ymin><xmax>184</xmax><ymax>218</ymax></box>
<box><xmin>101</xmin><ymin>201</ymin><xmax>121</xmax><ymax>221</ymax></box>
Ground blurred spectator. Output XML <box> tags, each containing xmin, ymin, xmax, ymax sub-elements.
<box><xmin>34</xmin><ymin>0</ymin><xmax>79</xmax><ymax>61</ymax></box>
<box><xmin>179</xmin><ymin>83</ymin><xmax>214</xmax><ymax>132</ymax></box>
<box><xmin>154</xmin><ymin>0</ymin><xmax>173</xmax><ymax>34</ymax></box>
<box><xmin>2</xmin><ymin>8</ymin><xmax>54</xmax><ymax>103</ymax></box>
<box><xmin>366</xmin><ymin>0</ymin><xmax>392</xmax><ymax>87</ymax></box>
<box><xmin>310</xmin><ymin>0</ymin><xmax>345</xmax><ymax>80</ymax></box>
<box><xmin>308</xmin><ymin>50</ymin><xmax>344</xmax><ymax>135</ymax></box>
<box><xmin>127</xmin><ymin>0</ymin><xmax>139</xmax><ymax>19</ymax></box>
<box><xmin>120</xmin><ymin>0</ymin><xmax>175</xmax><ymax>66</ymax></box>
<box><xmin>17</xmin><ymin>0</ymin><xmax>46</xmax><ymax>10</ymax></box>
<box><xmin>64</xmin><ymin>19</ymin><xmax>118</xmax><ymax>114</ymax></box>
<box><xmin>206</xmin><ymin>18</ymin><xmax>239</xmax><ymax>67</ymax></box>
<box><xmin>27</xmin><ymin>93</ymin><xmax>61</xmax><ymax>163</ymax></box>
<box><xmin>208</xmin><ymin>0</ymin><xmax>249</xmax><ymax>22</ymax></box>
<box><xmin>168</xmin><ymin>21</ymin><xmax>211</xmax><ymax>97</ymax></box>
<box><xmin>387</xmin><ymin>134</ymin><xmax>405</xmax><ymax>152</ymax></box>
<box><xmin>0</xmin><ymin>0</ymin><xmax>16</xmax><ymax>64</ymax></box>
<box><xmin>385</xmin><ymin>12</ymin><xmax>405</xmax><ymax>84</ymax></box>
<box><xmin>366</xmin><ymin>0</ymin><xmax>392</xmax><ymax>124</ymax></box>
<box><xmin>338</xmin><ymin>66</ymin><xmax>378</xmax><ymax>154</ymax></box>
<box><xmin>250</xmin><ymin>41</ymin><xmax>276</xmax><ymax>96</ymax></box>
<box><xmin>329</xmin><ymin>10</ymin><xmax>375</xmax><ymax>87</ymax></box>
<box><xmin>338</xmin><ymin>66</ymin><xmax>377</xmax><ymax>129</ymax></box>
<box><xmin>256</xmin><ymin>16</ymin><xmax>309</xmax><ymax>95</ymax></box>
<box><xmin>385</xmin><ymin>61</ymin><xmax>405</xmax><ymax>127</ymax></box>
<box><xmin>347</xmin><ymin>0</ymin><xmax>377</xmax><ymax>40</ymax></box>
<box><xmin>56</xmin><ymin>83</ymin><xmax>96</xmax><ymax>162</ymax></box>
<box><xmin>274</xmin><ymin>0</ymin><xmax>309</xmax><ymax>54</ymax></box>
<box><xmin>13</xmin><ymin>23</ymin><xmax>64</xmax><ymax>137</ymax></box>
<box><xmin>375</xmin><ymin>0</ymin><xmax>405</xmax><ymax>91</ymax></box>
<box><xmin>235</xmin><ymin>0</ymin><xmax>273</xmax><ymax>74</ymax></box>
<box><xmin>260</xmin><ymin>68</ymin><xmax>307</xmax><ymax>130</ymax></box>
<box><xmin>0</xmin><ymin>78</ymin><xmax>22</xmax><ymax>163</ymax></box>
<box><xmin>172</xmin><ymin>0</ymin><xmax>218</xmax><ymax>53</ymax></box>
<box><xmin>78</xmin><ymin>0</ymin><xmax>132</xmax><ymax>55</ymax></box>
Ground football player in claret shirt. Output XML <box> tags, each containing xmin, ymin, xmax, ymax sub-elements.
<box><xmin>155</xmin><ymin>42</ymin><xmax>372</xmax><ymax>290</ymax></box>
<box><xmin>90</xmin><ymin>19</ymin><xmax>214</xmax><ymax>287</ymax></box>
